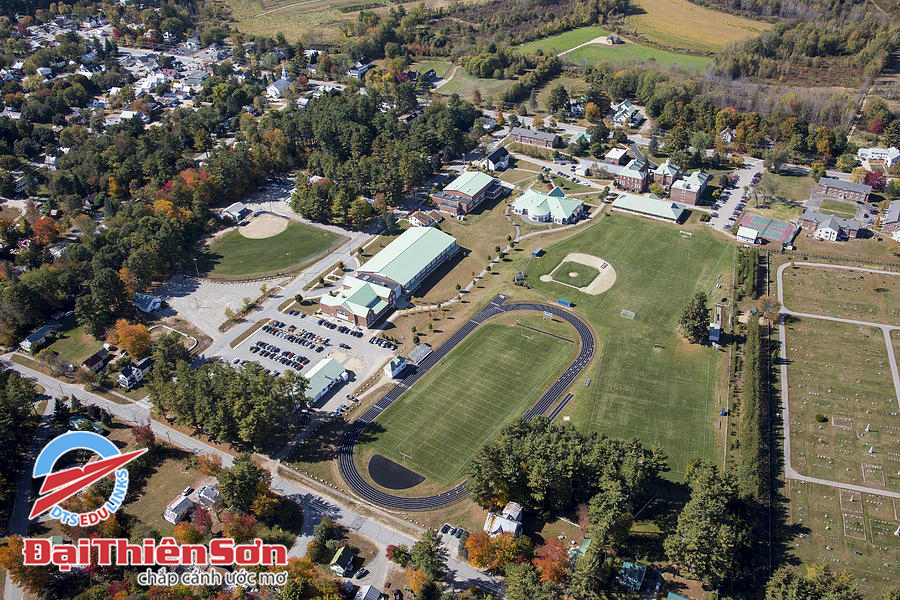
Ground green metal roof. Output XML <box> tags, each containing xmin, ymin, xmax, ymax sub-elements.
<box><xmin>654</xmin><ymin>159</ymin><xmax>680</xmax><ymax>176</ymax></box>
<box><xmin>306</xmin><ymin>358</ymin><xmax>347</xmax><ymax>400</ymax></box>
<box><xmin>444</xmin><ymin>170</ymin><xmax>495</xmax><ymax>197</ymax></box>
<box><xmin>620</xmin><ymin>159</ymin><xmax>646</xmax><ymax>178</ymax></box>
<box><xmin>321</xmin><ymin>277</ymin><xmax>390</xmax><ymax>318</ymax></box>
<box><xmin>612</xmin><ymin>193</ymin><xmax>686</xmax><ymax>221</ymax></box>
<box><xmin>513</xmin><ymin>188</ymin><xmax>583</xmax><ymax>221</ymax></box>
<box><xmin>667</xmin><ymin>593</ymin><xmax>690</xmax><ymax>600</ymax></box>
<box><xmin>359</xmin><ymin>227</ymin><xmax>457</xmax><ymax>289</ymax></box>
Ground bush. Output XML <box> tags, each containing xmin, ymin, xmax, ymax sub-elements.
<box><xmin>815</xmin><ymin>414</ymin><xmax>827</xmax><ymax>423</ymax></box>
<box><xmin>700</xmin><ymin>214</ymin><xmax>711</xmax><ymax>222</ymax></box>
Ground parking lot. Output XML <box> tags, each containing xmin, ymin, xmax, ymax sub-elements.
<box><xmin>223</xmin><ymin>311</ymin><xmax>396</xmax><ymax>412</ymax></box>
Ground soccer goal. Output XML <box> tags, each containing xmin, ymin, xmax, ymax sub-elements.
<box><xmin>620</xmin><ymin>309</ymin><xmax>636</xmax><ymax>320</ymax></box>
<box><xmin>679</xmin><ymin>230</ymin><xmax>693</xmax><ymax>238</ymax></box>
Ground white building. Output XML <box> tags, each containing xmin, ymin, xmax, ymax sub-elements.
<box><xmin>266</xmin><ymin>64</ymin><xmax>292</xmax><ymax>99</ymax></box>
<box><xmin>164</xmin><ymin>495</ymin><xmax>194</xmax><ymax>524</ymax></box>
<box><xmin>384</xmin><ymin>356</ymin><xmax>407</xmax><ymax>378</ymax></box>
<box><xmin>858</xmin><ymin>146</ymin><xmax>900</xmax><ymax>167</ymax></box>
<box><xmin>306</xmin><ymin>358</ymin><xmax>349</xmax><ymax>404</ymax></box>
<box><xmin>736</xmin><ymin>226</ymin><xmax>759</xmax><ymax>244</ymax></box>
<box><xmin>483</xmin><ymin>501</ymin><xmax>523</xmax><ymax>537</ymax></box>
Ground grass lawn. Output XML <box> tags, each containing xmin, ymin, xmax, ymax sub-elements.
<box><xmin>563</xmin><ymin>42</ymin><xmax>711</xmax><ymax>74</ymax></box>
<box><xmin>45</xmin><ymin>318</ymin><xmax>102</xmax><ymax>365</ymax></box>
<box><xmin>781</xmin><ymin>264</ymin><xmax>900</xmax><ymax>327</ymax></box>
<box><xmin>411</xmin><ymin>59</ymin><xmax>453</xmax><ymax>79</ymax></box>
<box><xmin>499</xmin><ymin>169</ymin><xmax>540</xmax><ymax>187</ymax></box>
<box><xmin>746</xmin><ymin>199</ymin><xmax>804</xmax><ymax>223</ymax></box>
<box><xmin>552</xmin><ymin>261</ymin><xmax>601</xmax><ymax>287</ymax></box>
<box><xmin>783</xmin><ymin>316</ymin><xmax>900</xmax><ymax>490</ymax></box>
<box><xmin>518</xmin><ymin>26</ymin><xmax>612</xmax><ymax>54</ymax></box>
<box><xmin>551</xmin><ymin>174</ymin><xmax>592</xmax><ymax>193</ymax></box>
<box><xmin>627</xmin><ymin>0</ymin><xmax>770</xmax><ymax>53</ymax></box>
<box><xmin>436</xmin><ymin>69</ymin><xmax>515</xmax><ymax>101</ymax></box>
<box><xmin>124</xmin><ymin>454</ymin><xmax>202</xmax><ymax>535</ymax></box>
<box><xmin>535</xmin><ymin>76</ymin><xmax>590</xmax><ymax>111</ymax></box>
<box><xmin>762</xmin><ymin>172</ymin><xmax>815</xmax><ymax>203</ymax></box>
<box><xmin>525</xmin><ymin>213</ymin><xmax>732</xmax><ymax>476</ymax></box>
<box><xmin>818</xmin><ymin>198</ymin><xmax>858</xmax><ymax>218</ymax></box>
<box><xmin>356</xmin><ymin>322</ymin><xmax>577</xmax><ymax>485</ymax></box>
<box><xmin>200</xmin><ymin>222</ymin><xmax>340</xmax><ymax>278</ymax></box>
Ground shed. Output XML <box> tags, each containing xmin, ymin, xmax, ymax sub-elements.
<box><xmin>736</xmin><ymin>226</ymin><xmax>759</xmax><ymax>244</ymax></box>
<box><xmin>408</xmin><ymin>343</ymin><xmax>432</xmax><ymax>364</ymax></box>
<box><xmin>329</xmin><ymin>546</ymin><xmax>355</xmax><ymax>576</ymax></box>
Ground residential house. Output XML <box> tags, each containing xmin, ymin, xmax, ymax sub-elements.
<box><xmin>329</xmin><ymin>546</ymin><xmax>355</xmax><ymax>576</ymax></box>
<box><xmin>509</xmin><ymin>126</ymin><xmax>559</xmax><ymax>148</ymax></box>
<box><xmin>604</xmin><ymin>34</ymin><xmax>622</xmax><ymax>44</ymax></box>
<box><xmin>164</xmin><ymin>495</ymin><xmax>194</xmax><ymax>524</ymax></box>
<box><xmin>612</xmin><ymin>193</ymin><xmax>687</xmax><ymax>223</ymax></box>
<box><xmin>512</xmin><ymin>187</ymin><xmax>584</xmax><ymax>224</ymax></box>
<box><xmin>20</xmin><ymin>325</ymin><xmax>53</xmax><ymax>353</ymax></box>
<box><xmin>619</xmin><ymin>561</ymin><xmax>647</xmax><ymax>592</ymax></box>
<box><xmin>483</xmin><ymin>502</ymin><xmax>524</xmax><ymax>537</ymax></box>
<box><xmin>882</xmin><ymin>200</ymin><xmax>900</xmax><ymax>234</ymax></box>
<box><xmin>422</xmin><ymin>69</ymin><xmax>437</xmax><ymax>82</ymax></box>
<box><xmin>197</xmin><ymin>485</ymin><xmax>223</xmax><ymax>509</ymax></box>
<box><xmin>612</xmin><ymin>100</ymin><xmax>642</xmax><ymax>128</ymax></box>
<box><xmin>604</xmin><ymin>147</ymin><xmax>629</xmax><ymax>165</ymax></box>
<box><xmin>652</xmin><ymin>159</ymin><xmax>680</xmax><ymax>187</ymax></box>
<box><xmin>670</xmin><ymin>170</ymin><xmax>709</xmax><ymax>205</ymax></box>
<box><xmin>304</xmin><ymin>358</ymin><xmax>349</xmax><ymax>405</ymax></box>
<box><xmin>858</xmin><ymin>147</ymin><xmax>900</xmax><ymax>168</ymax></box>
<box><xmin>481</xmin><ymin>147</ymin><xmax>510</xmax><ymax>171</ymax></box>
<box><xmin>719</xmin><ymin>128</ymin><xmax>736</xmax><ymax>144</ymax></box>
<box><xmin>432</xmin><ymin>171</ymin><xmax>503</xmax><ymax>216</ymax></box>
<box><xmin>222</xmin><ymin>201</ymin><xmax>249</xmax><ymax>221</ymax></box>
<box><xmin>799</xmin><ymin>209</ymin><xmax>861</xmax><ymax>241</ymax></box>
<box><xmin>347</xmin><ymin>60</ymin><xmax>373</xmax><ymax>79</ymax></box>
<box><xmin>131</xmin><ymin>292</ymin><xmax>161</xmax><ymax>313</ymax></box>
<box><xmin>118</xmin><ymin>357</ymin><xmax>154</xmax><ymax>389</ymax></box>
<box><xmin>181</xmin><ymin>70</ymin><xmax>210</xmax><ymax>93</ymax></box>
<box><xmin>81</xmin><ymin>348</ymin><xmax>109</xmax><ymax>374</ymax></box>
<box><xmin>616</xmin><ymin>159</ymin><xmax>649</xmax><ymax>192</ymax></box>
<box><xmin>384</xmin><ymin>356</ymin><xmax>407</xmax><ymax>378</ymax></box>
<box><xmin>353</xmin><ymin>585</ymin><xmax>381</xmax><ymax>600</ymax></box>
<box><xmin>408</xmin><ymin>210</ymin><xmax>442</xmax><ymax>227</ymax></box>
<box><xmin>815</xmin><ymin>177</ymin><xmax>871</xmax><ymax>203</ymax></box>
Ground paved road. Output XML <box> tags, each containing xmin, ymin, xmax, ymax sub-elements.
<box><xmin>0</xmin><ymin>357</ymin><xmax>504</xmax><ymax>596</ymax></box>
<box><xmin>338</xmin><ymin>296</ymin><xmax>595</xmax><ymax>510</ymax></box>
<box><xmin>774</xmin><ymin>261</ymin><xmax>900</xmax><ymax>498</ymax></box>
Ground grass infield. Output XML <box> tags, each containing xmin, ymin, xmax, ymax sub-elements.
<box><xmin>357</xmin><ymin>322</ymin><xmax>577</xmax><ymax>485</ymax></box>
<box><xmin>200</xmin><ymin>222</ymin><xmax>340</xmax><ymax>278</ymax></box>
<box><xmin>552</xmin><ymin>261</ymin><xmax>601</xmax><ymax>288</ymax></box>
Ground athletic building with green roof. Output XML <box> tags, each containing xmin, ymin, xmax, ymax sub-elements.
<box><xmin>611</xmin><ymin>192</ymin><xmax>687</xmax><ymax>223</ymax></box>
<box><xmin>512</xmin><ymin>186</ymin><xmax>584</xmax><ymax>224</ymax></box>
<box><xmin>432</xmin><ymin>170</ymin><xmax>503</xmax><ymax>216</ymax></box>
<box><xmin>319</xmin><ymin>227</ymin><xmax>459</xmax><ymax>327</ymax></box>
<box><xmin>306</xmin><ymin>357</ymin><xmax>349</xmax><ymax>405</ymax></box>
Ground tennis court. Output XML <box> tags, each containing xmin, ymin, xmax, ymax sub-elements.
<box><xmin>740</xmin><ymin>213</ymin><xmax>796</xmax><ymax>244</ymax></box>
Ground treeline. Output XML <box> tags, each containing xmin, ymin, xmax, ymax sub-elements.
<box><xmin>738</xmin><ymin>316</ymin><xmax>763</xmax><ymax>499</ymax></box>
<box><xmin>499</xmin><ymin>55</ymin><xmax>561</xmax><ymax>104</ymax></box>
<box><xmin>713</xmin><ymin>17</ymin><xmax>899</xmax><ymax>81</ymax></box>
<box><xmin>146</xmin><ymin>358</ymin><xmax>306</xmax><ymax>450</ymax></box>
<box><xmin>687</xmin><ymin>0</ymin><xmax>864</xmax><ymax>20</ymax></box>
<box><xmin>737</xmin><ymin>247</ymin><xmax>759</xmax><ymax>299</ymax></box>
<box><xmin>0</xmin><ymin>370</ymin><xmax>40</xmax><ymax>523</ymax></box>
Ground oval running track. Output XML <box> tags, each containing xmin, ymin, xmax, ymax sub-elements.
<box><xmin>338</xmin><ymin>294</ymin><xmax>595</xmax><ymax>510</ymax></box>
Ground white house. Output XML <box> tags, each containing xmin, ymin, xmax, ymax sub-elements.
<box><xmin>384</xmin><ymin>356</ymin><xmax>407</xmax><ymax>378</ymax></box>
<box><xmin>858</xmin><ymin>146</ymin><xmax>900</xmax><ymax>167</ymax></box>
<box><xmin>481</xmin><ymin>147</ymin><xmax>510</xmax><ymax>171</ymax></box>
<box><xmin>20</xmin><ymin>325</ymin><xmax>53</xmax><ymax>353</ymax></box>
<box><xmin>197</xmin><ymin>484</ymin><xmax>223</xmax><ymax>509</ymax></box>
<box><xmin>164</xmin><ymin>495</ymin><xmax>194</xmax><ymax>524</ymax></box>
<box><xmin>131</xmin><ymin>292</ymin><xmax>161</xmax><ymax>313</ymax></box>
<box><xmin>484</xmin><ymin>501</ymin><xmax>523</xmax><ymax>537</ymax></box>
<box><xmin>118</xmin><ymin>357</ymin><xmax>153</xmax><ymax>389</ymax></box>
<box><xmin>612</xmin><ymin>100</ymin><xmax>642</xmax><ymax>128</ymax></box>
<box><xmin>736</xmin><ymin>226</ymin><xmax>759</xmax><ymax>244</ymax></box>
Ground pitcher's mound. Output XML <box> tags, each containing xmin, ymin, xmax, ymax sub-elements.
<box><xmin>368</xmin><ymin>454</ymin><xmax>426</xmax><ymax>490</ymax></box>
<box><xmin>541</xmin><ymin>252</ymin><xmax>617</xmax><ymax>295</ymax></box>
<box><xmin>240</xmin><ymin>213</ymin><xmax>288</xmax><ymax>239</ymax></box>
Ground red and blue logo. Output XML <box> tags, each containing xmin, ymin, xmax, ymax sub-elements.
<box><xmin>30</xmin><ymin>431</ymin><xmax>147</xmax><ymax>526</ymax></box>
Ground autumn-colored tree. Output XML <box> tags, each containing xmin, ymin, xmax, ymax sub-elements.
<box><xmin>491</xmin><ymin>533</ymin><xmax>523</xmax><ymax>570</ymax></box>
<box><xmin>496</xmin><ymin>109</ymin><xmax>505</xmax><ymax>126</ymax></box>
<box><xmin>465</xmin><ymin>531</ymin><xmax>494</xmax><ymax>568</ymax></box>
<box><xmin>32</xmin><ymin>216</ymin><xmax>60</xmax><ymax>246</ymax></box>
<box><xmin>406</xmin><ymin>565</ymin><xmax>432</xmax><ymax>596</ymax></box>
<box><xmin>198</xmin><ymin>453</ymin><xmax>223</xmax><ymax>476</ymax></box>
<box><xmin>97</xmin><ymin>512</ymin><xmax>125</xmax><ymax>538</ymax></box>
<box><xmin>584</xmin><ymin>102</ymin><xmax>603</xmax><ymax>122</ymax></box>
<box><xmin>153</xmin><ymin>198</ymin><xmax>176</xmax><ymax>218</ymax></box>
<box><xmin>222</xmin><ymin>512</ymin><xmax>258</xmax><ymax>543</ymax></box>
<box><xmin>108</xmin><ymin>319</ymin><xmax>151</xmax><ymax>358</ymax></box>
<box><xmin>251</xmin><ymin>484</ymin><xmax>278</xmax><ymax>519</ymax></box>
<box><xmin>118</xmin><ymin>267</ymin><xmax>140</xmax><ymax>297</ymax></box>
<box><xmin>0</xmin><ymin>535</ymin><xmax>51</xmax><ymax>594</ymax></box>
<box><xmin>870</xmin><ymin>117</ymin><xmax>883</xmax><ymax>135</ymax></box>
<box><xmin>386</xmin><ymin>544</ymin><xmax>411</xmax><ymax>566</ymax></box>
<box><xmin>174</xmin><ymin>521</ymin><xmax>204</xmax><ymax>544</ymax></box>
<box><xmin>533</xmin><ymin>538</ymin><xmax>570</xmax><ymax>584</ymax></box>
<box><xmin>865</xmin><ymin>170</ymin><xmax>887</xmax><ymax>191</ymax></box>
<box><xmin>132</xmin><ymin>421</ymin><xmax>156</xmax><ymax>450</ymax></box>
<box><xmin>193</xmin><ymin>506</ymin><xmax>213</xmax><ymax>535</ymax></box>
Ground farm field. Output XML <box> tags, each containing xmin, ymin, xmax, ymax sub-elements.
<box><xmin>525</xmin><ymin>214</ymin><xmax>731</xmax><ymax>476</ymax></box>
<box><xmin>518</xmin><ymin>26</ymin><xmax>612</xmax><ymax>54</ymax></box>
<box><xmin>781</xmin><ymin>264</ymin><xmax>900</xmax><ymax>327</ymax></box>
<box><xmin>627</xmin><ymin>0</ymin><xmax>771</xmax><ymax>53</ymax></box>
<box><xmin>784</xmin><ymin>479</ymin><xmax>900</xmax><ymax>598</ymax></box>
<box><xmin>563</xmin><ymin>43</ymin><xmax>711</xmax><ymax>74</ymax></box>
<box><xmin>819</xmin><ymin>198</ymin><xmax>859</xmax><ymax>218</ymax></box>
<box><xmin>435</xmin><ymin>69</ymin><xmax>515</xmax><ymax>100</ymax></box>
<box><xmin>783</xmin><ymin>317</ymin><xmax>900</xmax><ymax>490</ymax></box>
<box><xmin>199</xmin><ymin>221</ymin><xmax>340</xmax><ymax>278</ymax></box>
<box><xmin>356</xmin><ymin>322</ymin><xmax>577</xmax><ymax>485</ymax></box>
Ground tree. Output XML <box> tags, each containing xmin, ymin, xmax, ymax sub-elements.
<box><xmin>678</xmin><ymin>292</ymin><xmax>709</xmax><ymax>344</ymax></box>
<box><xmin>465</xmin><ymin>531</ymin><xmax>494</xmax><ymax>568</ymax></box>
<box><xmin>198</xmin><ymin>453</ymin><xmax>223</xmax><ymax>476</ymax></box>
<box><xmin>648</xmin><ymin>182</ymin><xmax>665</xmax><ymax>197</ymax></box>
<box><xmin>406</xmin><ymin>566</ymin><xmax>433</xmax><ymax>597</ymax></box>
<box><xmin>386</xmin><ymin>544</ymin><xmax>412</xmax><ymax>566</ymax></box>
<box><xmin>218</xmin><ymin>452</ymin><xmax>269</xmax><ymax>514</ymax></box>
<box><xmin>584</xmin><ymin>102</ymin><xmax>603</xmax><ymax>123</ymax></box>
<box><xmin>411</xmin><ymin>529</ymin><xmax>448</xmax><ymax>578</ymax></box>
<box><xmin>850</xmin><ymin>166</ymin><xmax>868</xmax><ymax>183</ymax></box>
<box><xmin>765</xmin><ymin>564</ymin><xmax>863</xmax><ymax>600</ymax></box>
<box><xmin>865</xmin><ymin>170</ymin><xmax>887</xmax><ymax>191</ymax></box>
<box><xmin>758</xmin><ymin>295</ymin><xmax>781</xmax><ymax>323</ymax></box>
<box><xmin>505</xmin><ymin>562</ymin><xmax>560</xmax><ymax>600</ymax></box>
<box><xmin>193</xmin><ymin>506</ymin><xmax>213</xmax><ymax>535</ymax></box>
<box><xmin>547</xmin><ymin>85</ymin><xmax>569</xmax><ymax>114</ymax></box>
<box><xmin>107</xmin><ymin>319</ymin><xmax>151</xmax><ymax>358</ymax></box>
<box><xmin>0</xmin><ymin>536</ymin><xmax>50</xmax><ymax>595</ymax></box>
<box><xmin>567</xmin><ymin>547</ymin><xmax>606</xmax><ymax>600</ymax></box>
<box><xmin>809</xmin><ymin>161</ymin><xmax>826</xmax><ymax>181</ymax></box>
<box><xmin>31</xmin><ymin>216</ymin><xmax>60</xmax><ymax>246</ymax></box>
<box><xmin>173</xmin><ymin>521</ymin><xmax>203</xmax><ymax>544</ymax></box>
<box><xmin>472</xmin><ymin>88</ymin><xmax>482</xmax><ymax>106</ymax></box>
<box><xmin>533</xmin><ymin>538</ymin><xmax>570</xmax><ymax>584</ymax></box>
<box><xmin>132</xmin><ymin>421</ymin><xmax>156</xmax><ymax>451</ymax></box>
<box><xmin>221</xmin><ymin>511</ymin><xmax>258</xmax><ymax>543</ymax></box>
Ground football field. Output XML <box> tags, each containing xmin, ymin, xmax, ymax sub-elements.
<box><xmin>359</xmin><ymin>323</ymin><xmax>576</xmax><ymax>485</ymax></box>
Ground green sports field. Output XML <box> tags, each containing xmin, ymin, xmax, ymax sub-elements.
<box><xmin>358</xmin><ymin>323</ymin><xmax>576</xmax><ymax>485</ymax></box>
<box><xmin>200</xmin><ymin>221</ymin><xmax>340</xmax><ymax>278</ymax></box>
<box><xmin>526</xmin><ymin>214</ymin><xmax>732</xmax><ymax>476</ymax></box>
<box><xmin>553</xmin><ymin>261</ymin><xmax>600</xmax><ymax>288</ymax></box>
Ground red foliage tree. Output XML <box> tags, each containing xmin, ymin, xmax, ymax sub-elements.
<box><xmin>532</xmin><ymin>538</ymin><xmax>570</xmax><ymax>584</ymax></box>
<box><xmin>865</xmin><ymin>170</ymin><xmax>887</xmax><ymax>191</ymax></box>
<box><xmin>870</xmin><ymin>117</ymin><xmax>883</xmax><ymax>135</ymax></box>
<box><xmin>32</xmin><ymin>216</ymin><xmax>60</xmax><ymax>246</ymax></box>
<box><xmin>132</xmin><ymin>421</ymin><xmax>156</xmax><ymax>451</ymax></box>
<box><xmin>222</xmin><ymin>512</ymin><xmax>258</xmax><ymax>543</ymax></box>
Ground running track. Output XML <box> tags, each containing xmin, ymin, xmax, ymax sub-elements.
<box><xmin>338</xmin><ymin>295</ymin><xmax>595</xmax><ymax>510</ymax></box>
